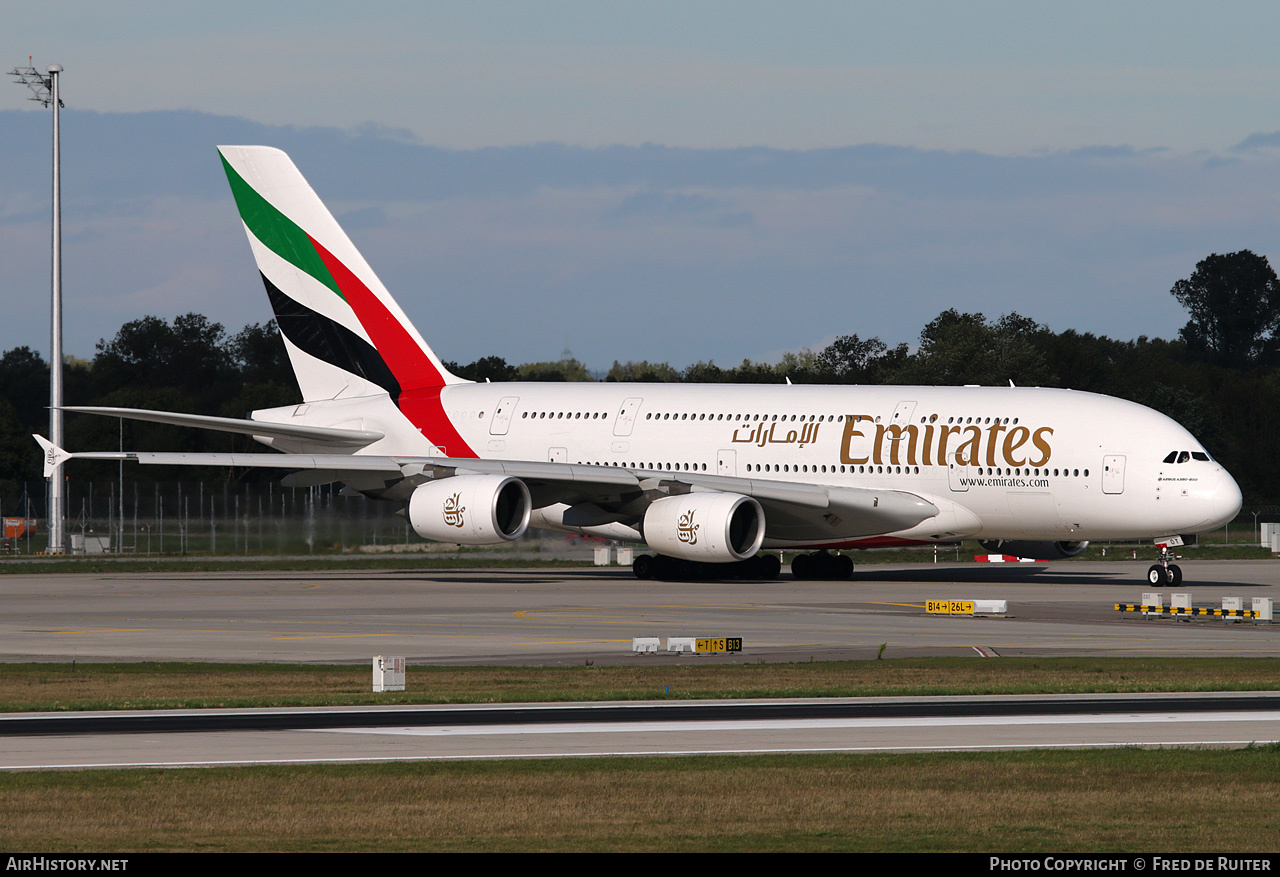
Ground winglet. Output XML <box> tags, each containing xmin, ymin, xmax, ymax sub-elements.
<box><xmin>33</xmin><ymin>435</ymin><xmax>71</xmax><ymax>478</ymax></box>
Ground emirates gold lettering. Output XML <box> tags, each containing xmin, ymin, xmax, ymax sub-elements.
<box><xmin>443</xmin><ymin>492</ymin><xmax>465</xmax><ymax>528</ymax></box>
<box><xmin>873</xmin><ymin>423</ymin><xmax>918</xmax><ymax>465</ymax></box>
<box><xmin>677</xmin><ymin>510</ymin><xmax>699</xmax><ymax>545</ymax></box>
<box><xmin>1002</xmin><ymin>426</ymin><xmax>1031</xmax><ymax>467</ymax></box>
<box><xmin>955</xmin><ymin>426</ymin><xmax>982</xmax><ymax>466</ymax></box>
<box><xmin>840</xmin><ymin>415</ymin><xmax>873</xmax><ymax>464</ymax></box>
<box><xmin>833</xmin><ymin>413</ymin><xmax>1054</xmax><ymax>468</ymax></box>
<box><xmin>1029</xmin><ymin>427</ymin><xmax>1053</xmax><ymax>467</ymax></box>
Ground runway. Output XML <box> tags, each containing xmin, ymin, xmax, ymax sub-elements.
<box><xmin>0</xmin><ymin>560</ymin><xmax>1276</xmax><ymax>664</ymax></box>
<box><xmin>2</xmin><ymin>559</ymin><xmax>1279</xmax><ymax>768</ymax></box>
<box><xmin>3</xmin><ymin>694</ymin><xmax>1279</xmax><ymax>769</ymax></box>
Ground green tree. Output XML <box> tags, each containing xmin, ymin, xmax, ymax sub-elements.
<box><xmin>444</xmin><ymin>356</ymin><xmax>519</xmax><ymax>382</ymax></box>
<box><xmin>814</xmin><ymin>334</ymin><xmax>909</xmax><ymax>383</ymax></box>
<box><xmin>1171</xmin><ymin>250</ymin><xmax>1280</xmax><ymax>367</ymax></box>
<box><xmin>894</xmin><ymin>310</ymin><xmax>1055</xmax><ymax>386</ymax></box>
<box><xmin>605</xmin><ymin>360</ymin><xmax>679</xmax><ymax>382</ymax></box>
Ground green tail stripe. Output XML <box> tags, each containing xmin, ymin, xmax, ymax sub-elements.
<box><xmin>219</xmin><ymin>153</ymin><xmax>343</xmax><ymax>300</ymax></box>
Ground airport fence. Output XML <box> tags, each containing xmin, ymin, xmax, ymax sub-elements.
<box><xmin>0</xmin><ymin>480</ymin><xmax>1275</xmax><ymax>557</ymax></box>
<box><xmin>1</xmin><ymin>480</ymin><xmax>421</xmax><ymax>556</ymax></box>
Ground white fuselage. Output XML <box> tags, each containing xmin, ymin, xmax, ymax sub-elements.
<box><xmin>258</xmin><ymin>381</ymin><xmax>1243</xmax><ymax>549</ymax></box>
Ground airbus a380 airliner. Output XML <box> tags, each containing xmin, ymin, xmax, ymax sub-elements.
<box><xmin>37</xmin><ymin>146</ymin><xmax>1242</xmax><ymax>584</ymax></box>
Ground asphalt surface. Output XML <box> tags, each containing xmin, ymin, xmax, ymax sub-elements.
<box><xmin>3</xmin><ymin>558</ymin><xmax>1278</xmax><ymax>768</ymax></box>
<box><xmin>0</xmin><ymin>559</ymin><xmax>1276</xmax><ymax>664</ymax></box>
<box><xmin>4</xmin><ymin>693</ymin><xmax>1279</xmax><ymax>769</ymax></box>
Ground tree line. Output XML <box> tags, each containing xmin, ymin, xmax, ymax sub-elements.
<box><xmin>2</xmin><ymin>251</ymin><xmax>1277</xmax><ymax>503</ymax></box>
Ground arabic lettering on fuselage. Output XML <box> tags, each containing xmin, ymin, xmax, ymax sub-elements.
<box><xmin>728</xmin><ymin>415</ymin><xmax>1054</xmax><ymax>468</ymax></box>
<box><xmin>730</xmin><ymin>422</ymin><xmax>821</xmax><ymax>448</ymax></box>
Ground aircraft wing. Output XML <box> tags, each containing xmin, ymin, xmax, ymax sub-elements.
<box><xmin>34</xmin><ymin>437</ymin><xmax>938</xmax><ymax>541</ymax></box>
<box><xmin>61</xmin><ymin>406</ymin><xmax>383</xmax><ymax>447</ymax></box>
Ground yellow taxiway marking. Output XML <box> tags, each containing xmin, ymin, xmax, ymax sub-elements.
<box><xmin>273</xmin><ymin>634</ymin><xmax>402</xmax><ymax>640</ymax></box>
<box><xmin>514</xmin><ymin>604</ymin><xmax>789</xmax><ymax>619</ymax></box>
<box><xmin>516</xmin><ymin>639</ymin><xmax>632</xmax><ymax>645</ymax></box>
<box><xmin>52</xmin><ymin>628</ymin><xmax>157</xmax><ymax>634</ymax></box>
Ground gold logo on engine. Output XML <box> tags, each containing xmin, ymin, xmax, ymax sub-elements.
<box><xmin>677</xmin><ymin>510</ymin><xmax>699</xmax><ymax>545</ymax></box>
<box><xmin>443</xmin><ymin>492</ymin><xmax>465</xmax><ymax>528</ymax></box>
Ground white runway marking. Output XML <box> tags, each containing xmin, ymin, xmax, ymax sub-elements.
<box><xmin>314</xmin><ymin>710</ymin><xmax>1280</xmax><ymax>738</ymax></box>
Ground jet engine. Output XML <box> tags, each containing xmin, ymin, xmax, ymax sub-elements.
<box><xmin>979</xmin><ymin>540</ymin><xmax>1089</xmax><ymax>559</ymax></box>
<box><xmin>409</xmin><ymin>475</ymin><xmax>531</xmax><ymax>544</ymax></box>
<box><xmin>643</xmin><ymin>493</ymin><xmax>765</xmax><ymax>562</ymax></box>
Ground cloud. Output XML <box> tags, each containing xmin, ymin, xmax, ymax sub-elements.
<box><xmin>4</xmin><ymin>108</ymin><xmax>1280</xmax><ymax>371</ymax></box>
<box><xmin>607</xmin><ymin>191</ymin><xmax>755</xmax><ymax>228</ymax></box>
<box><xmin>1232</xmin><ymin>131</ymin><xmax>1280</xmax><ymax>152</ymax></box>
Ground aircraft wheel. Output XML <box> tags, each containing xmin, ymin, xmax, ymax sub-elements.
<box><xmin>835</xmin><ymin>554</ymin><xmax>854</xmax><ymax>580</ymax></box>
<box><xmin>652</xmin><ymin>555</ymin><xmax>677</xmax><ymax>580</ymax></box>
<box><xmin>1168</xmin><ymin>564</ymin><xmax>1183</xmax><ymax>586</ymax></box>
<box><xmin>1147</xmin><ymin>564</ymin><xmax>1164</xmax><ymax>586</ymax></box>
<box><xmin>632</xmin><ymin>554</ymin><xmax>655</xmax><ymax>580</ymax></box>
<box><xmin>760</xmin><ymin>554</ymin><xmax>781</xmax><ymax>580</ymax></box>
<box><xmin>791</xmin><ymin>554</ymin><xmax>811</xmax><ymax>580</ymax></box>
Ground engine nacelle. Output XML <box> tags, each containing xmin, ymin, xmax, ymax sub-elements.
<box><xmin>979</xmin><ymin>540</ymin><xmax>1089</xmax><ymax>559</ymax></box>
<box><xmin>409</xmin><ymin>475</ymin><xmax>531</xmax><ymax>545</ymax></box>
<box><xmin>643</xmin><ymin>493</ymin><xmax>765</xmax><ymax>562</ymax></box>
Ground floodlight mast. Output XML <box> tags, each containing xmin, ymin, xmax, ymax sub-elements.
<box><xmin>8</xmin><ymin>60</ymin><xmax>66</xmax><ymax>554</ymax></box>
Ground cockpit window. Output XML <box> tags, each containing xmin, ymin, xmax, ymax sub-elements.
<box><xmin>1177</xmin><ymin>451</ymin><xmax>1190</xmax><ymax>463</ymax></box>
<box><xmin>1163</xmin><ymin>451</ymin><xmax>1177</xmax><ymax>464</ymax></box>
<box><xmin>1192</xmin><ymin>452</ymin><xmax>1210</xmax><ymax>461</ymax></box>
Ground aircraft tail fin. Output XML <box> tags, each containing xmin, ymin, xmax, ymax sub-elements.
<box><xmin>217</xmin><ymin>145</ymin><xmax>465</xmax><ymax>404</ymax></box>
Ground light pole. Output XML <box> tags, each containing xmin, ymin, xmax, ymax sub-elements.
<box><xmin>8</xmin><ymin>60</ymin><xmax>66</xmax><ymax>554</ymax></box>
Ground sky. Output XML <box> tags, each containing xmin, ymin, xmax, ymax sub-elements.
<box><xmin>5</xmin><ymin>1</ymin><xmax>1280</xmax><ymax>372</ymax></box>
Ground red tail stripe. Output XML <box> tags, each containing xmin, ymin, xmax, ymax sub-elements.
<box><xmin>308</xmin><ymin>235</ymin><xmax>477</xmax><ymax>458</ymax></box>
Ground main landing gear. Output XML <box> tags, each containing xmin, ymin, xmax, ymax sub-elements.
<box><xmin>1147</xmin><ymin>543</ymin><xmax>1183</xmax><ymax>587</ymax></box>
<box><xmin>632</xmin><ymin>553</ymin><xmax>781</xmax><ymax>581</ymax></box>
<box><xmin>789</xmin><ymin>550</ymin><xmax>854</xmax><ymax>581</ymax></box>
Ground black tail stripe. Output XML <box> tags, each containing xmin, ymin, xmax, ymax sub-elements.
<box><xmin>261</xmin><ymin>272</ymin><xmax>402</xmax><ymax>399</ymax></box>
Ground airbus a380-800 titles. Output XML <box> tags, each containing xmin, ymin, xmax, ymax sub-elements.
<box><xmin>37</xmin><ymin>146</ymin><xmax>1242</xmax><ymax>584</ymax></box>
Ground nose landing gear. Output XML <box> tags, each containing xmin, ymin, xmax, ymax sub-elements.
<box><xmin>1146</xmin><ymin>538</ymin><xmax>1183</xmax><ymax>586</ymax></box>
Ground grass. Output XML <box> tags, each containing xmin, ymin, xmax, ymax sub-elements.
<box><xmin>2</xmin><ymin>657</ymin><xmax>1279</xmax><ymax>712</ymax></box>
<box><xmin>4</xmin><ymin>748</ymin><xmax>1280</xmax><ymax>851</ymax></box>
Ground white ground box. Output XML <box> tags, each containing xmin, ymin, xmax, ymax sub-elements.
<box><xmin>667</xmin><ymin>637</ymin><xmax>697</xmax><ymax>653</ymax></box>
<box><xmin>594</xmin><ymin>547</ymin><xmax>611</xmax><ymax>566</ymax></box>
<box><xmin>1142</xmin><ymin>592</ymin><xmax>1162</xmax><ymax>617</ymax></box>
<box><xmin>616</xmin><ymin>548</ymin><xmax>634</xmax><ymax>565</ymax></box>
<box><xmin>373</xmin><ymin>655</ymin><xmax>405</xmax><ymax>692</ymax></box>
<box><xmin>1222</xmin><ymin>596</ymin><xmax>1243</xmax><ymax>623</ymax></box>
<box><xmin>69</xmin><ymin>535</ymin><xmax>110</xmax><ymax>555</ymax></box>
<box><xmin>1253</xmin><ymin>597</ymin><xmax>1274</xmax><ymax>623</ymax></box>
<box><xmin>632</xmin><ymin>637</ymin><xmax>660</xmax><ymax>654</ymax></box>
<box><xmin>972</xmin><ymin>600</ymin><xmax>1008</xmax><ymax>615</ymax></box>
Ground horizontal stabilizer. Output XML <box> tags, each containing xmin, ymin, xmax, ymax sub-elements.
<box><xmin>33</xmin><ymin>435</ymin><xmax>72</xmax><ymax>478</ymax></box>
<box><xmin>62</xmin><ymin>406</ymin><xmax>384</xmax><ymax>447</ymax></box>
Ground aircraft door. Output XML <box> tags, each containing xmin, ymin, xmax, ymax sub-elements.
<box><xmin>489</xmin><ymin>396</ymin><xmax>520</xmax><ymax>435</ymax></box>
<box><xmin>891</xmin><ymin>401</ymin><xmax>917</xmax><ymax>426</ymax></box>
<box><xmin>947</xmin><ymin>452</ymin><xmax>969</xmax><ymax>492</ymax></box>
<box><xmin>613</xmin><ymin>397</ymin><xmax>643</xmax><ymax>436</ymax></box>
<box><xmin>717</xmin><ymin>449</ymin><xmax>736</xmax><ymax>477</ymax></box>
<box><xmin>1102</xmin><ymin>455</ymin><xmax>1126</xmax><ymax>494</ymax></box>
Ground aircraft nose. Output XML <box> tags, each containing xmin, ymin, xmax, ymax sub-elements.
<box><xmin>1205</xmin><ymin>467</ymin><xmax>1243</xmax><ymax>531</ymax></box>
